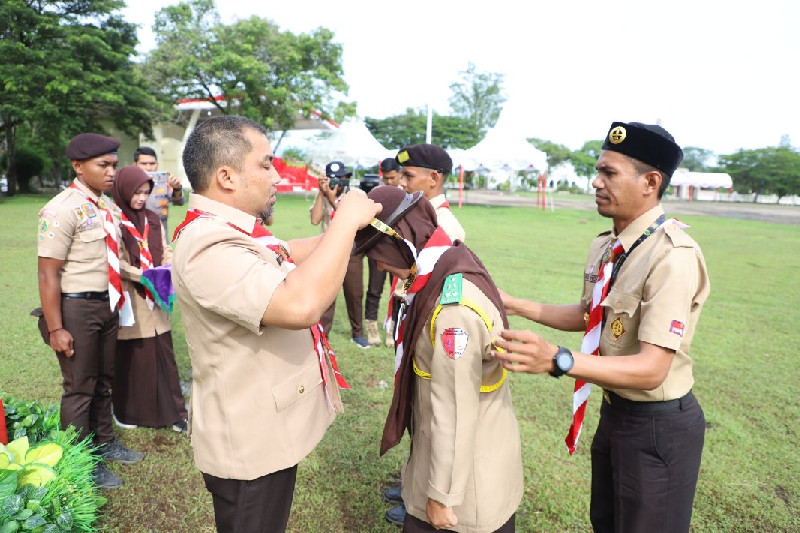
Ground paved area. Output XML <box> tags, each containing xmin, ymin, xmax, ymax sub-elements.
<box><xmin>452</xmin><ymin>190</ymin><xmax>800</xmax><ymax>225</ymax></box>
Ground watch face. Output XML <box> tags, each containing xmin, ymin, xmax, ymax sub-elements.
<box><xmin>556</xmin><ymin>352</ymin><xmax>573</xmax><ymax>371</ymax></box>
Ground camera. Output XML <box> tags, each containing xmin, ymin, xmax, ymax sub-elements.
<box><xmin>327</xmin><ymin>175</ymin><xmax>350</xmax><ymax>192</ymax></box>
<box><xmin>359</xmin><ymin>174</ymin><xmax>380</xmax><ymax>194</ymax></box>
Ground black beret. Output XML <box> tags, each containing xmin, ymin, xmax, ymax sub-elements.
<box><xmin>352</xmin><ymin>186</ymin><xmax>424</xmax><ymax>255</ymax></box>
<box><xmin>379</xmin><ymin>157</ymin><xmax>402</xmax><ymax>173</ymax></box>
<box><xmin>601</xmin><ymin>122</ymin><xmax>683</xmax><ymax>177</ymax></box>
<box><xmin>65</xmin><ymin>133</ymin><xmax>120</xmax><ymax>161</ymax></box>
<box><xmin>325</xmin><ymin>160</ymin><xmax>352</xmax><ymax>178</ymax></box>
<box><xmin>396</xmin><ymin>143</ymin><xmax>452</xmax><ymax>175</ymax></box>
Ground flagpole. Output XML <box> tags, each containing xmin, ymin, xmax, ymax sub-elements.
<box><xmin>426</xmin><ymin>103</ymin><xmax>433</xmax><ymax>144</ymax></box>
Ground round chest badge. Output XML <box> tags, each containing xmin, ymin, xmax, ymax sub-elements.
<box><xmin>608</xmin><ymin>126</ymin><xmax>627</xmax><ymax>144</ymax></box>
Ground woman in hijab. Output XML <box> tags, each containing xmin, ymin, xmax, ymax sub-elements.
<box><xmin>111</xmin><ymin>165</ymin><xmax>188</xmax><ymax>432</ymax></box>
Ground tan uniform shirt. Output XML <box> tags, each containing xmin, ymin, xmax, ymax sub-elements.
<box><xmin>581</xmin><ymin>205</ymin><xmax>710</xmax><ymax>402</ymax></box>
<box><xmin>118</xmin><ymin>219</ymin><xmax>172</xmax><ymax>340</ymax></box>
<box><xmin>37</xmin><ymin>179</ymin><xmax>121</xmax><ymax>292</ymax></box>
<box><xmin>402</xmin><ymin>279</ymin><xmax>522</xmax><ymax>533</ymax></box>
<box><xmin>431</xmin><ymin>193</ymin><xmax>466</xmax><ymax>243</ymax></box>
<box><xmin>172</xmin><ymin>194</ymin><xmax>335</xmax><ymax>480</ymax></box>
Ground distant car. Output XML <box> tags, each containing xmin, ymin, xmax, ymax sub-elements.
<box><xmin>0</xmin><ymin>176</ymin><xmax>7</xmax><ymax>195</ymax></box>
<box><xmin>359</xmin><ymin>173</ymin><xmax>380</xmax><ymax>193</ymax></box>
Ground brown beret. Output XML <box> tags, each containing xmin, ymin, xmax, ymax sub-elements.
<box><xmin>65</xmin><ymin>133</ymin><xmax>120</xmax><ymax>161</ymax></box>
<box><xmin>352</xmin><ymin>186</ymin><xmax>424</xmax><ymax>255</ymax></box>
<box><xmin>602</xmin><ymin>122</ymin><xmax>683</xmax><ymax>177</ymax></box>
<box><xmin>395</xmin><ymin>143</ymin><xmax>452</xmax><ymax>175</ymax></box>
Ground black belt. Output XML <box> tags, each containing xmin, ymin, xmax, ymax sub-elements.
<box><xmin>62</xmin><ymin>291</ymin><xmax>109</xmax><ymax>301</ymax></box>
<box><xmin>603</xmin><ymin>390</ymin><xmax>693</xmax><ymax>413</ymax></box>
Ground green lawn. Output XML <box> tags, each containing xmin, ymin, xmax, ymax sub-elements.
<box><xmin>1</xmin><ymin>193</ymin><xmax>798</xmax><ymax>532</ymax></box>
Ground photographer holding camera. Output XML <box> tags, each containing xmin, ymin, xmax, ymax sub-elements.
<box><xmin>310</xmin><ymin>161</ymin><xmax>370</xmax><ymax>348</ymax></box>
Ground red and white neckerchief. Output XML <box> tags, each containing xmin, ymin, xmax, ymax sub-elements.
<box><xmin>120</xmin><ymin>213</ymin><xmax>155</xmax><ymax>310</ymax></box>
<box><xmin>392</xmin><ymin>226</ymin><xmax>453</xmax><ymax>378</ymax></box>
<box><xmin>69</xmin><ymin>182</ymin><xmax>124</xmax><ymax>311</ymax></box>
<box><xmin>566</xmin><ymin>217</ymin><xmax>689</xmax><ymax>454</ymax></box>
<box><xmin>173</xmin><ymin>208</ymin><xmax>350</xmax><ymax>409</ymax></box>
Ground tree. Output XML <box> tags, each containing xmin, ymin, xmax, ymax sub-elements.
<box><xmin>681</xmin><ymin>147</ymin><xmax>715</xmax><ymax>171</ymax></box>
<box><xmin>448</xmin><ymin>62</ymin><xmax>506</xmax><ymax>140</ymax></box>
<box><xmin>365</xmin><ymin>109</ymin><xmax>479</xmax><ymax>150</ymax></box>
<box><xmin>0</xmin><ymin>0</ymin><xmax>159</xmax><ymax>195</ymax></box>
<box><xmin>719</xmin><ymin>146</ymin><xmax>800</xmax><ymax>202</ymax></box>
<box><xmin>145</xmin><ymin>0</ymin><xmax>354</xmax><ymax>132</ymax></box>
<box><xmin>527</xmin><ymin>138</ymin><xmax>571</xmax><ymax>170</ymax></box>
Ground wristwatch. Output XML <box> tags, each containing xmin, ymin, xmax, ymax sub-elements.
<box><xmin>549</xmin><ymin>346</ymin><xmax>574</xmax><ymax>378</ymax></box>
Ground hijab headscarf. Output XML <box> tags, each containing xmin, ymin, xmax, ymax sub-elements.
<box><xmin>111</xmin><ymin>165</ymin><xmax>164</xmax><ymax>268</ymax></box>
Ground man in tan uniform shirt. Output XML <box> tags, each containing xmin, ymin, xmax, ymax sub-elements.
<box><xmin>171</xmin><ymin>115</ymin><xmax>379</xmax><ymax>532</ymax></box>
<box><xmin>495</xmin><ymin>122</ymin><xmax>710</xmax><ymax>532</ymax></box>
<box><xmin>37</xmin><ymin>133</ymin><xmax>145</xmax><ymax>490</ymax></box>
<box><xmin>354</xmin><ymin>186</ymin><xmax>522</xmax><ymax>533</ymax></box>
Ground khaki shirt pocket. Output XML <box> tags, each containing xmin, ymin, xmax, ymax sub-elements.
<box><xmin>73</xmin><ymin>226</ymin><xmax>106</xmax><ymax>259</ymax></box>
<box><xmin>272</xmin><ymin>361</ymin><xmax>323</xmax><ymax>412</ymax></box>
<box><xmin>601</xmin><ymin>288</ymin><xmax>641</xmax><ymax>352</ymax></box>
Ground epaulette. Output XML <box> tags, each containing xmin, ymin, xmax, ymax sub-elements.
<box><xmin>663</xmin><ymin>222</ymin><xmax>697</xmax><ymax>249</ymax></box>
<box><xmin>439</xmin><ymin>273</ymin><xmax>463</xmax><ymax>305</ymax></box>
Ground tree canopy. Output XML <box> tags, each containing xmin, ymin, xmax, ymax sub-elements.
<box><xmin>719</xmin><ymin>146</ymin><xmax>800</xmax><ymax>202</ymax></box>
<box><xmin>0</xmin><ymin>0</ymin><xmax>159</xmax><ymax>194</ymax></box>
<box><xmin>448</xmin><ymin>62</ymin><xmax>506</xmax><ymax>141</ymax></box>
<box><xmin>144</xmin><ymin>0</ymin><xmax>355</xmax><ymax>132</ymax></box>
<box><xmin>365</xmin><ymin>109</ymin><xmax>480</xmax><ymax>150</ymax></box>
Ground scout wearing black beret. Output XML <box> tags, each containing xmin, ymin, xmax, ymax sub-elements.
<box><xmin>395</xmin><ymin>143</ymin><xmax>452</xmax><ymax>175</ymax></box>
<box><xmin>65</xmin><ymin>133</ymin><xmax>121</xmax><ymax>161</ymax></box>
<box><xmin>601</xmin><ymin>122</ymin><xmax>683</xmax><ymax>177</ymax></box>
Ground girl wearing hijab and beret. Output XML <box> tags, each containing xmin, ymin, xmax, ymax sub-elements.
<box><xmin>111</xmin><ymin>165</ymin><xmax>188</xmax><ymax>432</ymax></box>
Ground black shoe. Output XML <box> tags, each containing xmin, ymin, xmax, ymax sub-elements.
<box><xmin>385</xmin><ymin>503</ymin><xmax>406</xmax><ymax>525</ymax></box>
<box><xmin>94</xmin><ymin>462</ymin><xmax>123</xmax><ymax>489</ymax></box>
<box><xmin>172</xmin><ymin>419</ymin><xmax>188</xmax><ymax>433</ymax></box>
<box><xmin>101</xmin><ymin>438</ymin><xmax>145</xmax><ymax>464</ymax></box>
<box><xmin>383</xmin><ymin>485</ymin><xmax>403</xmax><ymax>504</ymax></box>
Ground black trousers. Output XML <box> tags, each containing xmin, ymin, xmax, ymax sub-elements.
<box><xmin>590</xmin><ymin>392</ymin><xmax>705</xmax><ymax>533</ymax></box>
<box><xmin>321</xmin><ymin>253</ymin><xmax>364</xmax><ymax>337</ymax></box>
<box><xmin>365</xmin><ymin>257</ymin><xmax>388</xmax><ymax>321</ymax></box>
<box><xmin>203</xmin><ymin>465</ymin><xmax>298</xmax><ymax>533</ymax></box>
<box><xmin>404</xmin><ymin>512</ymin><xmax>515</xmax><ymax>532</ymax></box>
<box><xmin>56</xmin><ymin>297</ymin><xmax>118</xmax><ymax>445</ymax></box>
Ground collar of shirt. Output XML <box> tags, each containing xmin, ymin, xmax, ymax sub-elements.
<box><xmin>613</xmin><ymin>204</ymin><xmax>665</xmax><ymax>252</ymax></box>
<box><xmin>71</xmin><ymin>177</ymin><xmax>103</xmax><ymax>203</ymax></box>
<box><xmin>188</xmin><ymin>193</ymin><xmax>258</xmax><ymax>234</ymax></box>
<box><xmin>429</xmin><ymin>193</ymin><xmax>448</xmax><ymax>210</ymax></box>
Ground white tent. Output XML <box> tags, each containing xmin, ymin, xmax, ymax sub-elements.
<box><xmin>670</xmin><ymin>169</ymin><xmax>733</xmax><ymax>188</ymax></box>
<box><xmin>305</xmin><ymin>120</ymin><xmax>395</xmax><ymax>169</ymax></box>
<box><xmin>452</xmin><ymin>125</ymin><xmax>548</xmax><ymax>173</ymax></box>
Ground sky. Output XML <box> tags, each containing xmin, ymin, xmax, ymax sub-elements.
<box><xmin>122</xmin><ymin>0</ymin><xmax>800</xmax><ymax>155</ymax></box>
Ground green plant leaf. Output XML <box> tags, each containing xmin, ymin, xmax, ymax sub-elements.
<box><xmin>6</xmin><ymin>437</ymin><xmax>29</xmax><ymax>465</ymax></box>
<box><xmin>17</xmin><ymin>464</ymin><xmax>56</xmax><ymax>488</ymax></box>
<box><xmin>24</xmin><ymin>443</ymin><xmax>62</xmax><ymax>468</ymax></box>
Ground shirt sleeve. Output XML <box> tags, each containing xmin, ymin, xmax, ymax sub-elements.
<box><xmin>179</xmin><ymin>231</ymin><xmax>288</xmax><ymax>334</ymax></box>
<box><xmin>427</xmin><ymin>304</ymin><xmax>488</xmax><ymax>507</ymax></box>
<box><xmin>37</xmin><ymin>203</ymin><xmax>76</xmax><ymax>260</ymax></box>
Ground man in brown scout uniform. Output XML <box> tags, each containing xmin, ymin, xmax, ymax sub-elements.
<box><xmin>354</xmin><ymin>185</ymin><xmax>522</xmax><ymax>533</ymax></box>
<box><xmin>171</xmin><ymin>115</ymin><xmax>379</xmax><ymax>532</ymax></box>
<box><xmin>495</xmin><ymin>121</ymin><xmax>710</xmax><ymax>532</ymax></box>
<box><xmin>37</xmin><ymin>133</ymin><xmax>145</xmax><ymax>489</ymax></box>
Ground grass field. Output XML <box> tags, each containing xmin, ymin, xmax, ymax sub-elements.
<box><xmin>1</xmin><ymin>192</ymin><xmax>798</xmax><ymax>532</ymax></box>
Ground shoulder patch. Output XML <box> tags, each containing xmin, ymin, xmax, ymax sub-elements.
<box><xmin>439</xmin><ymin>273</ymin><xmax>463</xmax><ymax>305</ymax></box>
<box><xmin>663</xmin><ymin>223</ymin><xmax>698</xmax><ymax>249</ymax></box>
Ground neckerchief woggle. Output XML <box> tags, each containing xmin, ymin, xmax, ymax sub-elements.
<box><xmin>173</xmin><ymin>208</ymin><xmax>350</xmax><ymax>411</ymax></box>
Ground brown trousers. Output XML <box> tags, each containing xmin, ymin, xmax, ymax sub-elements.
<box><xmin>56</xmin><ymin>297</ymin><xmax>118</xmax><ymax>445</ymax></box>
<box><xmin>321</xmin><ymin>253</ymin><xmax>364</xmax><ymax>338</ymax></box>
<box><xmin>404</xmin><ymin>512</ymin><xmax>515</xmax><ymax>532</ymax></box>
<box><xmin>203</xmin><ymin>465</ymin><xmax>297</xmax><ymax>533</ymax></box>
<box><xmin>365</xmin><ymin>257</ymin><xmax>389</xmax><ymax>321</ymax></box>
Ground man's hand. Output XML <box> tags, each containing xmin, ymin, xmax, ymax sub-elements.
<box><xmin>332</xmin><ymin>190</ymin><xmax>381</xmax><ymax>230</ymax></box>
<box><xmin>167</xmin><ymin>172</ymin><xmax>182</xmax><ymax>190</ymax></box>
<box><xmin>497</xmin><ymin>288</ymin><xmax>518</xmax><ymax>315</ymax></box>
<box><xmin>492</xmin><ymin>329</ymin><xmax>557</xmax><ymax>374</ymax></box>
<box><xmin>50</xmin><ymin>328</ymin><xmax>75</xmax><ymax>358</ymax></box>
<box><xmin>426</xmin><ymin>498</ymin><xmax>457</xmax><ymax>530</ymax></box>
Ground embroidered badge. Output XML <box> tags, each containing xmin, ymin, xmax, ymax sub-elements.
<box><xmin>584</xmin><ymin>272</ymin><xmax>598</xmax><ymax>283</ymax></box>
<box><xmin>670</xmin><ymin>320</ymin><xmax>685</xmax><ymax>337</ymax></box>
<box><xmin>610</xmin><ymin>316</ymin><xmax>625</xmax><ymax>340</ymax></box>
<box><xmin>74</xmin><ymin>206</ymin><xmax>87</xmax><ymax>221</ymax></box>
<box><xmin>82</xmin><ymin>203</ymin><xmax>96</xmax><ymax>218</ymax></box>
<box><xmin>39</xmin><ymin>220</ymin><xmax>49</xmax><ymax>233</ymax></box>
<box><xmin>441</xmin><ymin>327</ymin><xmax>469</xmax><ymax>360</ymax></box>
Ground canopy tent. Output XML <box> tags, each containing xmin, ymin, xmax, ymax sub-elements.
<box><xmin>670</xmin><ymin>169</ymin><xmax>733</xmax><ymax>188</ymax></box>
<box><xmin>305</xmin><ymin>120</ymin><xmax>395</xmax><ymax>170</ymax></box>
<box><xmin>451</xmin><ymin>124</ymin><xmax>548</xmax><ymax>173</ymax></box>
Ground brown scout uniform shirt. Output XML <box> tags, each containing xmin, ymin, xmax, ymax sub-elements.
<box><xmin>581</xmin><ymin>204</ymin><xmax>710</xmax><ymax>402</ymax></box>
<box><xmin>117</xmin><ymin>220</ymin><xmax>172</xmax><ymax>340</ymax></box>
<box><xmin>172</xmin><ymin>194</ymin><xmax>336</xmax><ymax>480</ymax></box>
<box><xmin>37</xmin><ymin>179</ymin><xmax>120</xmax><ymax>292</ymax></box>
<box><xmin>403</xmin><ymin>279</ymin><xmax>522</xmax><ymax>533</ymax></box>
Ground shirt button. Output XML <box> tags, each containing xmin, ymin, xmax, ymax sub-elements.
<box><xmin>298</xmin><ymin>385</ymin><xmax>305</xmax><ymax>394</ymax></box>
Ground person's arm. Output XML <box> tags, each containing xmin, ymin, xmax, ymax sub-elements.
<box><xmin>168</xmin><ymin>172</ymin><xmax>185</xmax><ymax>206</ymax></box>
<box><xmin>262</xmin><ymin>190</ymin><xmax>380</xmax><ymax>328</ymax></box>
<box><xmin>119</xmin><ymin>241</ymin><xmax>143</xmax><ymax>281</ymax></box>
<box><xmin>37</xmin><ymin>257</ymin><xmax>74</xmax><ymax>357</ymax></box>
<box><xmin>309</xmin><ymin>191</ymin><xmax>326</xmax><ymax>226</ymax></box>
<box><xmin>501</xmin><ymin>288</ymin><xmax>586</xmax><ymax>332</ymax></box>
<box><xmin>493</xmin><ymin>330</ymin><xmax>674</xmax><ymax>390</ymax></box>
